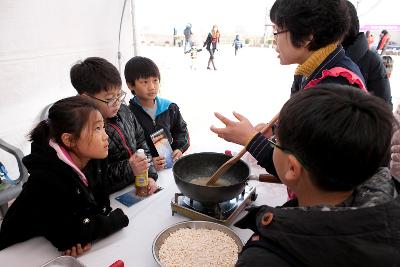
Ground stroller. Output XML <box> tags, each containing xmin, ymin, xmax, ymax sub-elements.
<box><xmin>382</xmin><ymin>55</ymin><xmax>393</xmax><ymax>79</ymax></box>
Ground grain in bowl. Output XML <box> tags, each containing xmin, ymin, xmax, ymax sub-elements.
<box><xmin>153</xmin><ymin>221</ymin><xmax>243</xmax><ymax>267</ymax></box>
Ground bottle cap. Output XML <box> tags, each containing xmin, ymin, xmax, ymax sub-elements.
<box><xmin>136</xmin><ymin>149</ymin><xmax>145</xmax><ymax>155</ymax></box>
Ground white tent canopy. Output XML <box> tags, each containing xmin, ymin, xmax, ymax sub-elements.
<box><xmin>0</xmin><ymin>0</ymin><xmax>135</xmax><ymax>156</ymax></box>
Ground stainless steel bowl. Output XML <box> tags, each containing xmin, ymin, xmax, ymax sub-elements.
<box><xmin>152</xmin><ymin>220</ymin><xmax>243</xmax><ymax>266</ymax></box>
<box><xmin>40</xmin><ymin>256</ymin><xmax>86</xmax><ymax>267</ymax></box>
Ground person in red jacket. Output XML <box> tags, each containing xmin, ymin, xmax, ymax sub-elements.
<box><xmin>377</xmin><ymin>29</ymin><xmax>390</xmax><ymax>55</ymax></box>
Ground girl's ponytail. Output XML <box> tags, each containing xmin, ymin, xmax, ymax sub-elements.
<box><xmin>28</xmin><ymin>120</ymin><xmax>50</xmax><ymax>145</ymax></box>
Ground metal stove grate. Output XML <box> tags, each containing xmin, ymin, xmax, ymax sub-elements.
<box><xmin>171</xmin><ymin>185</ymin><xmax>257</xmax><ymax>225</ymax></box>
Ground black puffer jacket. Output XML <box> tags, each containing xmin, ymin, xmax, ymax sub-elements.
<box><xmin>129</xmin><ymin>96</ymin><xmax>190</xmax><ymax>157</ymax></box>
<box><xmin>343</xmin><ymin>32</ymin><xmax>392</xmax><ymax>109</ymax></box>
<box><xmin>0</xmin><ymin>142</ymin><xmax>129</xmax><ymax>251</ymax></box>
<box><xmin>235</xmin><ymin>168</ymin><xmax>400</xmax><ymax>267</ymax></box>
<box><xmin>106</xmin><ymin>104</ymin><xmax>157</xmax><ymax>193</ymax></box>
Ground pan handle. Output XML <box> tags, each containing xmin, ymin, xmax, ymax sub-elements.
<box><xmin>248</xmin><ymin>174</ymin><xmax>281</xmax><ymax>184</ymax></box>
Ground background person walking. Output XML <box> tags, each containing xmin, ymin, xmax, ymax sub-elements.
<box><xmin>377</xmin><ymin>29</ymin><xmax>390</xmax><ymax>55</ymax></box>
<box><xmin>203</xmin><ymin>25</ymin><xmax>220</xmax><ymax>70</ymax></box>
<box><xmin>232</xmin><ymin>35</ymin><xmax>243</xmax><ymax>56</ymax></box>
<box><xmin>183</xmin><ymin>23</ymin><xmax>193</xmax><ymax>53</ymax></box>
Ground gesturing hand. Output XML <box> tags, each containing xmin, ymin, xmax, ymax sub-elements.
<box><xmin>210</xmin><ymin>111</ymin><xmax>258</xmax><ymax>146</ymax></box>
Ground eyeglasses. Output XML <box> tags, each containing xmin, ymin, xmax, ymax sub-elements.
<box><xmin>267</xmin><ymin>136</ymin><xmax>310</xmax><ymax>169</ymax></box>
<box><xmin>273</xmin><ymin>29</ymin><xmax>289</xmax><ymax>37</ymax></box>
<box><xmin>267</xmin><ymin>136</ymin><xmax>288</xmax><ymax>152</ymax></box>
<box><xmin>88</xmin><ymin>91</ymin><xmax>127</xmax><ymax>107</ymax></box>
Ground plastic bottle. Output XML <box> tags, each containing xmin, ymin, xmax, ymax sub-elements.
<box><xmin>135</xmin><ymin>149</ymin><xmax>149</xmax><ymax>197</ymax></box>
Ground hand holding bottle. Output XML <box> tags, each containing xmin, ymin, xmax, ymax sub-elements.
<box><xmin>129</xmin><ymin>151</ymin><xmax>149</xmax><ymax>176</ymax></box>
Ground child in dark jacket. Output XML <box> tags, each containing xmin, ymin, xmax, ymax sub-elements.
<box><xmin>0</xmin><ymin>96</ymin><xmax>129</xmax><ymax>254</ymax></box>
<box><xmin>124</xmin><ymin>56</ymin><xmax>190</xmax><ymax>171</ymax></box>
<box><xmin>235</xmin><ymin>85</ymin><xmax>399</xmax><ymax>267</ymax></box>
<box><xmin>70</xmin><ymin>57</ymin><xmax>158</xmax><ymax>194</ymax></box>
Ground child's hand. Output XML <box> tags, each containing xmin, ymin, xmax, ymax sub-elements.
<box><xmin>153</xmin><ymin>156</ymin><xmax>166</xmax><ymax>171</ymax></box>
<box><xmin>172</xmin><ymin>149</ymin><xmax>183</xmax><ymax>161</ymax></box>
<box><xmin>61</xmin><ymin>243</ymin><xmax>91</xmax><ymax>257</ymax></box>
<box><xmin>147</xmin><ymin>178</ymin><xmax>158</xmax><ymax>195</ymax></box>
<box><xmin>129</xmin><ymin>154</ymin><xmax>149</xmax><ymax>175</ymax></box>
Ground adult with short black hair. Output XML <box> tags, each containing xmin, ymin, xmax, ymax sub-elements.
<box><xmin>211</xmin><ymin>0</ymin><xmax>367</xmax><ymax>178</ymax></box>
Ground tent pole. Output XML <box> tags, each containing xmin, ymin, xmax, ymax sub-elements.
<box><xmin>130</xmin><ymin>0</ymin><xmax>139</xmax><ymax>56</ymax></box>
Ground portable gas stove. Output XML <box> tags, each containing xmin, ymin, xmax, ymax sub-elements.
<box><xmin>171</xmin><ymin>185</ymin><xmax>257</xmax><ymax>225</ymax></box>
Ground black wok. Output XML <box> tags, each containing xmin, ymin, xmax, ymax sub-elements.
<box><xmin>173</xmin><ymin>152</ymin><xmax>250</xmax><ymax>204</ymax></box>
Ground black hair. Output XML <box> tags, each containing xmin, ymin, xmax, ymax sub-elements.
<box><xmin>270</xmin><ymin>0</ymin><xmax>350</xmax><ymax>51</ymax></box>
<box><xmin>277</xmin><ymin>84</ymin><xmax>394</xmax><ymax>191</ymax></box>
<box><xmin>381</xmin><ymin>30</ymin><xmax>388</xmax><ymax>35</ymax></box>
<box><xmin>365</xmin><ymin>31</ymin><xmax>371</xmax><ymax>38</ymax></box>
<box><xmin>70</xmin><ymin>57</ymin><xmax>122</xmax><ymax>95</ymax></box>
<box><xmin>124</xmin><ymin>56</ymin><xmax>161</xmax><ymax>91</ymax></box>
<box><xmin>342</xmin><ymin>1</ymin><xmax>360</xmax><ymax>47</ymax></box>
<box><xmin>29</xmin><ymin>96</ymin><xmax>99</xmax><ymax>148</ymax></box>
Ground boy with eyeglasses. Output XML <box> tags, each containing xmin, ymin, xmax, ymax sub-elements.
<box><xmin>70</xmin><ymin>57</ymin><xmax>158</xmax><ymax>194</ymax></box>
<box><xmin>234</xmin><ymin>84</ymin><xmax>400</xmax><ymax>267</ymax></box>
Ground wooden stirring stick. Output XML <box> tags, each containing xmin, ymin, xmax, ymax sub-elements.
<box><xmin>206</xmin><ymin>113</ymin><xmax>280</xmax><ymax>186</ymax></box>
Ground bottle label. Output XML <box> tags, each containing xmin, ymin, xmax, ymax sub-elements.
<box><xmin>135</xmin><ymin>173</ymin><xmax>148</xmax><ymax>187</ymax></box>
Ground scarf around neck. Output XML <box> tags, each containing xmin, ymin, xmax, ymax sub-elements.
<box><xmin>295</xmin><ymin>43</ymin><xmax>338</xmax><ymax>78</ymax></box>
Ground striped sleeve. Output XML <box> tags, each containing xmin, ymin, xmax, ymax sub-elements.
<box><xmin>247</xmin><ymin>133</ymin><xmax>277</xmax><ymax>176</ymax></box>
